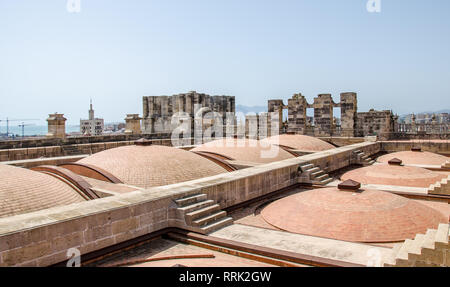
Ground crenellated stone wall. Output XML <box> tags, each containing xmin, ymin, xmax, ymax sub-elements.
<box><xmin>264</xmin><ymin>92</ymin><xmax>397</xmax><ymax>139</ymax></box>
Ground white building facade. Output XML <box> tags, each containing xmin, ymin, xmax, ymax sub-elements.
<box><xmin>80</xmin><ymin>100</ymin><xmax>104</xmax><ymax>136</ymax></box>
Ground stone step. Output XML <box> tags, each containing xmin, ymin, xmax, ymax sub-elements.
<box><xmin>435</xmin><ymin>224</ymin><xmax>449</xmax><ymax>244</ymax></box>
<box><xmin>385</xmin><ymin>244</ymin><xmax>403</xmax><ymax>265</ymax></box>
<box><xmin>312</xmin><ymin>177</ymin><xmax>333</xmax><ymax>186</ymax></box>
<box><xmin>320</xmin><ymin>177</ymin><xmax>334</xmax><ymax>185</ymax></box>
<box><xmin>410</xmin><ymin>234</ymin><xmax>425</xmax><ymax>255</ymax></box>
<box><xmin>442</xmin><ymin>161</ymin><xmax>450</xmax><ymax>168</ymax></box>
<box><xmin>314</xmin><ymin>174</ymin><xmax>329</xmax><ymax>181</ymax></box>
<box><xmin>311</xmin><ymin>170</ymin><xmax>325</xmax><ymax>178</ymax></box>
<box><xmin>175</xmin><ymin>194</ymin><xmax>207</xmax><ymax>207</ymax></box>
<box><xmin>186</xmin><ymin>204</ymin><xmax>221</xmax><ymax>222</ymax></box>
<box><xmin>395</xmin><ymin>239</ymin><xmax>413</xmax><ymax>261</ymax></box>
<box><xmin>368</xmin><ymin>160</ymin><xmax>375</xmax><ymax>165</ymax></box>
<box><xmin>299</xmin><ymin>164</ymin><xmax>314</xmax><ymax>171</ymax></box>
<box><xmin>307</xmin><ymin>167</ymin><xmax>321</xmax><ymax>174</ymax></box>
<box><xmin>193</xmin><ymin>211</ymin><xmax>227</xmax><ymax>227</ymax></box>
<box><xmin>440</xmin><ymin>178</ymin><xmax>449</xmax><ymax>193</ymax></box>
<box><xmin>362</xmin><ymin>155</ymin><xmax>369</xmax><ymax>160</ymax></box>
<box><xmin>396</xmin><ymin>239</ymin><xmax>414</xmax><ymax>261</ymax></box>
<box><xmin>177</xmin><ymin>199</ymin><xmax>215</xmax><ymax>213</ymax></box>
<box><xmin>429</xmin><ymin>185</ymin><xmax>440</xmax><ymax>193</ymax></box>
<box><xmin>423</xmin><ymin>229</ymin><xmax>437</xmax><ymax>249</ymax></box>
<box><xmin>391</xmin><ymin>243</ymin><xmax>403</xmax><ymax>257</ymax></box>
<box><xmin>199</xmin><ymin>216</ymin><xmax>233</xmax><ymax>234</ymax></box>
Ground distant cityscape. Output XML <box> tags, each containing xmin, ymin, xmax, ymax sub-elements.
<box><xmin>0</xmin><ymin>103</ymin><xmax>449</xmax><ymax>140</ymax></box>
<box><xmin>399</xmin><ymin>111</ymin><xmax>450</xmax><ymax>124</ymax></box>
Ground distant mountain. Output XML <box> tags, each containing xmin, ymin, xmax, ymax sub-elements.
<box><xmin>235</xmin><ymin>104</ymin><xmax>267</xmax><ymax>115</ymax></box>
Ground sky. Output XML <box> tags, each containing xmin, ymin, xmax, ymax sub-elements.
<box><xmin>0</xmin><ymin>0</ymin><xmax>449</xmax><ymax>125</ymax></box>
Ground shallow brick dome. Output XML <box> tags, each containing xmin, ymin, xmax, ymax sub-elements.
<box><xmin>378</xmin><ymin>151</ymin><xmax>448</xmax><ymax>166</ymax></box>
<box><xmin>191</xmin><ymin>138</ymin><xmax>294</xmax><ymax>164</ymax></box>
<box><xmin>266</xmin><ymin>134</ymin><xmax>335</xmax><ymax>152</ymax></box>
<box><xmin>341</xmin><ymin>164</ymin><xmax>446</xmax><ymax>188</ymax></box>
<box><xmin>261</xmin><ymin>187</ymin><xmax>447</xmax><ymax>242</ymax></box>
<box><xmin>78</xmin><ymin>145</ymin><xmax>228</xmax><ymax>188</ymax></box>
<box><xmin>0</xmin><ymin>164</ymin><xmax>86</xmax><ymax>218</ymax></box>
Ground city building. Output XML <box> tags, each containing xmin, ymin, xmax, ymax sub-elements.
<box><xmin>80</xmin><ymin>100</ymin><xmax>104</xmax><ymax>136</ymax></box>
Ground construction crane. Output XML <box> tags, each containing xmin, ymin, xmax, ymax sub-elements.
<box><xmin>0</xmin><ymin>118</ymin><xmax>40</xmax><ymax>137</ymax></box>
<box><xmin>18</xmin><ymin>122</ymin><xmax>34</xmax><ymax>138</ymax></box>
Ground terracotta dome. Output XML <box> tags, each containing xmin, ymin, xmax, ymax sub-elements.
<box><xmin>341</xmin><ymin>164</ymin><xmax>447</xmax><ymax>188</ymax></box>
<box><xmin>378</xmin><ymin>151</ymin><xmax>448</xmax><ymax>166</ymax></box>
<box><xmin>77</xmin><ymin>145</ymin><xmax>228</xmax><ymax>188</ymax></box>
<box><xmin>0</xmin><ymin>164</ymin><xmax>86</xmax><ymax>218</ymax></box>
<box><xmin>261</xmin><ymin>187</ymin><xmax>447</xmax><ymax>242</ymax></box>
<box><xmin>266</xmin><ymin>134</ymin><xmax>335</xmax><ymax>152</ymax></box>
<box><xmin>191</xmin><ymin>138</ymin><xmax>294</xmax><ymax>164</ymax></box>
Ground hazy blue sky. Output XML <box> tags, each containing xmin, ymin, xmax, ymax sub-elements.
<box><xmin>0</xmin><ymin>0</ymin><xmax>449</xmax><ymax>125</ymax></box>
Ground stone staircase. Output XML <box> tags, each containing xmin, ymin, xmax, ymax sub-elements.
<box><xmin>384</xmin><ymin>223</ymin><xmax>450</xmax><ymax>267</ymax></box>
<box><xmin>442</xmin><ymin>160</ymin><xmax>450</xmax><ymax>170</ymax></box>
<box><xmin>428</xmin><ymin>175</ymin><xmax>450</xmax><ymax>196</ymax></box>
<box><xmin>353</xmin><ymin>150</ymin><xmax>375</xmax><ymax>166</ymax></box>
<box><xmin>298</xmin><ymin>163</ymin><xmax>333</xmax><ymax>186</ymax></box>
<box><xmin>174</xmin><ymin>193</ymin><xmax>233</xmax><ymax>235</ymax></box>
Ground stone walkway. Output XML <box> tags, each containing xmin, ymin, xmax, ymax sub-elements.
<box><xmin>211</xmin><ymin>224</ymin><xmax>393</xmax><ymax>266</ymax></box>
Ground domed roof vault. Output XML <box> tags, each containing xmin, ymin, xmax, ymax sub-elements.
<box><xmin>378</xmin><ymin>151</ymin><xmax>448</xmax><ymax>167</ymax></box>
<box><xmin>0</xmin><ymin>164</ymin><xmax>87</xmax><ymax>218</ymax></box>
<box><xmin>74</xmin><ymin>145</ymin><xmax>229</xmax><ymax>189</ymax></box>
<box><xmin>341</xmin><ymin>163</ymin><xmax>447</xmax><ymax>188</ymax></box>
<box><xmin>261</xmin><ymin>186</ymin><xmax>447</xmax><ymax>243</ymax></box>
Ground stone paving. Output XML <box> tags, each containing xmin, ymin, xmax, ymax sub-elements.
<box><xmin>211</xmin><ymin>224</ymin><xmax>393</xmax><ymax>266</ymax></box>
<box><xmin>90</xmin><ymin>237</ymin><xmax>277</xmax><ymax>267</ymax></box>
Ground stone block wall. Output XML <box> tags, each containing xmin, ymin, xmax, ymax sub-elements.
<box><xmin>313</xmin><ymin>94</ymin><xmax>335</xmax><ymax>137</ymax></box>
<box><xmin>287</xmin><ymin>94</ymin><xmax>310</xmax><ymax>134</ymax></box>
<box><xmin>267</xmin><ymin>99</ymin><xmax>284</xmax><ymax>135</ymax></box>
<box><xmin>356</xmin><ymin>110</ymin><xmax>395</xmax><ymax>140</ymax></box>
<box><xmin>340</xmin><ymin>93</ymin><xmax>358</xmax><ymax>137</ymax></box>
<box><xmin>143</xmin><ymin>91</ymin><xmax>235</xmax><ymax>134</ymax></box>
